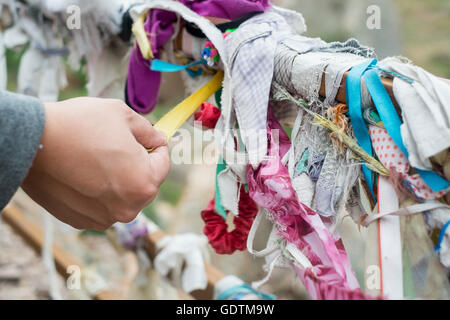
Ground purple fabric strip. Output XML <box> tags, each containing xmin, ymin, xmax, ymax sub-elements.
<box><xmin>127</xmin><ymin>10</ymin><xmax>177</xmax><ymax>114</ymax></box>
<box><xmin>179</xmin><ymin>0</ymin><xmax>271</xmax><ymax>20</ymax></box>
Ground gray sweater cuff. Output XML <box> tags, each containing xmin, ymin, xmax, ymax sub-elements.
<box><xmin>0</xmin><ymin>91</ymin><xmax>45</xmax><ymax>210</ymax></box>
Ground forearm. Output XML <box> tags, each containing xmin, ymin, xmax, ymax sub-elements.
<box><xmin>0</xmin><ymin>90</ymin><xmax>45</xmax><ymax>210</ymax></box>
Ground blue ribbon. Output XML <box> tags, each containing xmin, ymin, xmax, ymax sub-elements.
<box><xmin>346</xmin><ymin>60</ymin><xmax>449</xmax><ymax>196</ymax></box>
<box><xmin>435</xmin><ymin>221</ymin><xmax>450</xmax><ymax>252</ymax></box>
<box><xmin>215</xmin><ymin>157</ymin><xmax>228</xmax><ymax>220</ymax></box>
<box><xmin>217</xmin><ymin>284</ymin><xmax>276</xmax><ymax>301</ymax></box>
<box><xmin>346</xmin><ymin>59</ymin><xmax>378</xmax><ymax>198</ymax></box>
<box><xmin>364</xmin><ymin>68</ymin><xmax>450</xmax><ymax>192</ymax></box>
<box><xmin>150</xmin><ymin>59</ymin><xmax>206</xmax><ymax>77</ymax></box>
<box><xmin>364</xmin><ymin>69</ymin><xmax>405</xmax><ymax>153</ymax></box>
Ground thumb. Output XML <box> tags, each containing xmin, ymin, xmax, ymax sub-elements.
<box><xmin>129</xmin><ymin>113</ymin><xmax>167</xmax><ymax>148</ymax></box>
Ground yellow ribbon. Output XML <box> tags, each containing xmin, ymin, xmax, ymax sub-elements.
<box><xmin>132</xmin><ymin>10</ymin><xmax>153</xmax><ymax>60</ymax></box>
<box><xmin>147</xmin><ymin>70</ymin><xmax>224</xmax><ymax>152</ymax></box>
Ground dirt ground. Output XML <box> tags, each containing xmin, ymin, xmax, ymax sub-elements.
<box><xmin>0</xmin><ymin>220</ymin><xmax>68</xmax><ymax>299</ymax></box>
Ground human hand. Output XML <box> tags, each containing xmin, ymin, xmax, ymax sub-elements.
<box><xmin>22</xmin><ymin>97</ymin><xmax>170</xmax><ymax>230</ymax></box>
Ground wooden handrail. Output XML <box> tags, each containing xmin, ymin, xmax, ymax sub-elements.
<box><xmin>2</xmin><ymin>203</ymin><xmax>225</xmax><ymax>300</ymax></box>
<box><xmin>1</xmin><ymin>204</ymin><xmax>120</xmax><ymax>300</ymax></box>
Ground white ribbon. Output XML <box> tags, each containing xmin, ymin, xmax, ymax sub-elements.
<box><xmin>377</xmin><ymin>176</ymin><xmax>403</xmax><ymax>299</ymax></box>
<box><xmin>361</xmin><ymin>201</ymin><xmax>450</xmax><ymax>227</ymax></box>
<box><xmin>154</xmin><ymin>233</ymin><xmax>210</xmax><ymax>293</ymax></box>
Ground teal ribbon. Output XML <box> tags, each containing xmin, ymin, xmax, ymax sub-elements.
<box><xmin>217</xmin><ymin>284</ymin><xmax>276</xmax><ymax>300</ymax></box>
<box><xmin>364</xmin><ymin>68</ymin><xmax>450</xmax><ymax>192</ymax></box>
<box><xmin>150</xmin><ymin>59</ymin><xmax>205</xmax><ymax>77</ymax></box>
<box><xmin>213</xmin><ymin>88</ymin><xmax>229</xmax><ymax>219</ymax></box>
<box><xmin>346</xmin><ymin>59</ymin><xmax>378</xmax><ymax>199</ymax></box>
<box><xmin>215</xmin><ymin>157</ymin><xmax>228</xmax><ymax>220</ymax></box>
<box><xmin>296</xmin><ymin>149</ymin><xmax>310</xmax><ymax>174</ymax></box>
<box><xmin>215</xmin><ymin>86</ymin><xmax>223</xmax><ymax>109</ymax></box>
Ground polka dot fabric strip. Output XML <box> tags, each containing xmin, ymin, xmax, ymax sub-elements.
<box><xmin>369</xmin><ymin>125</ymin><xmax>449</xmax><ymax>200</ymax></box>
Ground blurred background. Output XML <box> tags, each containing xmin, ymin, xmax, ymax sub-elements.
<box><xmin>1</xmin><ymin>0</ymin><xmax>449</xmax><ymax>299</ymax></box>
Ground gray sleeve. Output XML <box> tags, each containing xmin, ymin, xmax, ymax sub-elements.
<box><xmin>0</xmin><ymin>91</ymin><xmax>45</xmax><ymax>210</ymax></box>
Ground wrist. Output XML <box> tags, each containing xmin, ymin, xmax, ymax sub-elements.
<box><xmin>34</xmin><ymin>102</ymin><xmax>57</xmax><ymax>169</ymax></box>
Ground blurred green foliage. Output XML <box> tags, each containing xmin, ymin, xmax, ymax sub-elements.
<box><xmin>395</xmin><ymin>0</ymin><xmax>450</xmax><ymax>78</ymax></box>
<box><xmin>5</xmin><ymin>47</ymin><xmax>26</xmax><ymax>92</ymax></box>
<box><xmin>396</xmin><ymin>0</ymin><xmax>450</xmax><ymax>77</ymax></box>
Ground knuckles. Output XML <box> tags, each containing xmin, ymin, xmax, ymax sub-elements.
<box><xmin>113</xmin><ymin>99</ymin><xmax>135</xmax><ymax>119</ymax></box>
<box><xmin>111</xmin><ymin>184</ymin><xmax>157</xmax><ymax>223</ymax></box>
<box><xmin>68</xmin><ymin>221</ymin><xmax>111</xmax><ymax>231</ymax></box>
<box><xmin>113</xmin><ymin>207</ymin><xmax>140</xmax><ymax>224</ymax></box>
<box><xmin>124</xmin><ymin>173</ymin><xmax>159</xmax><ymax>201</ymax></box>
<box><xmin>138</xmin><ymin>183</ymin><xmax>158</xmax><ymax>200</ymax></box>
<box><xmin>102</xmin><ymin>177</ymin><xmax>158</xmax><ymax>225</ymax></box>
<box><xmin>95</xmin><ymin>222</ymin><xmax>114</xmax><ymax>231</ymax></box>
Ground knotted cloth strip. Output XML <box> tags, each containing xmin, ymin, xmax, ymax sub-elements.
<box><xmin>201</xmin><ymin>185</ymin><xmax>258</xmax><ymax>254</ymax></box>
